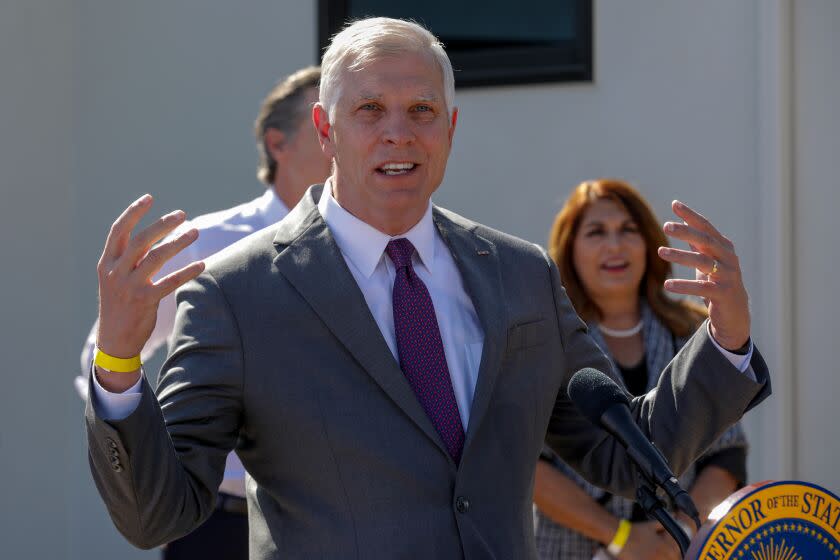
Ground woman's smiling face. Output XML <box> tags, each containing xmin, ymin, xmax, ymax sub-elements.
<box><xmin>572</xmin><ymin>198</ymin><xmax>647</xmax><ymax>303</ymax></box>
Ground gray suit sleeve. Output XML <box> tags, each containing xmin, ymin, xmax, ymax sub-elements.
<box><xmin>85</xmin><ymin>271</ymin><xmax>243</xmax><ymax>549</ymax></box>
<box><xmin>541</xmin><ymin>253</ymin><xmax>771</xmax><ymax>500</ymax></box>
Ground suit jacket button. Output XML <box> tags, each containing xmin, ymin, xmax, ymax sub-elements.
<box><xmin>106</xmin><ymin>438</ymin><xmax>118</xmax><ymax>449</ymax></box>
<box><xmin>111</xmin><ymin>462</ymin><xmax>123</xmax><ymax>472</ymax></box>
<box><xmin>455</xmin><ymin>496</ymin><xmax>470</xmax><ymax>513</ymax></box>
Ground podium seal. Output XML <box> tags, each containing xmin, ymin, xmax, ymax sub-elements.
<box><xmin>686</xmin><ymin>481</ymin><xmax>840</xmax><ymax>559</ymax></box>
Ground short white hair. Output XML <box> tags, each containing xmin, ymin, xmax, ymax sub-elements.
<box><xmin>319</xmin><ymin>17</ymin><xmax>456</xmax><ymax>121</ymax></box>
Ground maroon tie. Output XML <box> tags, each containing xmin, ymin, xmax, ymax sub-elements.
<box><xmin>385</xmin><ymin>238</ymin><xmax>465</xmax><ymax>464</ymax></box>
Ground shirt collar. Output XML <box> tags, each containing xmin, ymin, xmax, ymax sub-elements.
<box><xmin>318</xmin><ymin>178</ymin><xmax>436</xmax><ymax>278</ymax></box>
<box><xmin>258</xmin><ymin>188</ymin><xmax>290</xmax><ymax>225</ymax></box>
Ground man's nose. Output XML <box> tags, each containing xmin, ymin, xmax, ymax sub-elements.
<box><xmin>382</xmin><ymin>114</ymin><xmax>415</xmax><ymax>145</ymax></box>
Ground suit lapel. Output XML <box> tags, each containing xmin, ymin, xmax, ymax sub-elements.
<box><xmin>433</xmin><ymin>209</ymin><xmax>508</xmax><ymax>456</ymax></box>
<box><xmin>272</xmin><ymin>187</ymin><xmax>452</xmax><ymax>463</ymax></box>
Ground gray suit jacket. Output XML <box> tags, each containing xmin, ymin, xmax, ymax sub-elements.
<box><xmin>86</xmin><ymin>185</ymin><xmax>770</xmax><ymax>559</ymax></box>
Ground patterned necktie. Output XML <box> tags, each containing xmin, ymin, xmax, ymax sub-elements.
<box><xmin>385</xmin><ymin>238</ymin><xmax>465</xmax><ymax>464</ymax></box>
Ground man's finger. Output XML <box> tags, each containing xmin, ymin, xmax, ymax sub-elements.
<box><xmin>664</xmin><ymin>278</ymin><xmax>719</xmax><ymax>298</ymax></box>
<box><xmin>663</xmin><ymin>222</ymin><xmax>730</xmax><ymax>260</ymax></box>
<box><xmin>117</xmin><ymin>210</ymin><xmax>187</xmax><ymax>273</ymax></box>
<box><xmin>671</xmin><ymin>200</ymin><xmax>722</xmax><ymax>238</ymax></box>
<box><xmin>152</xmin><ymin>261</ymin><xmax>205</xmax><ymax>299</ymax></box>
<box><xmin>135</xmin><ymin>228</ymin><xmax>199</xmax><ymax>280</ymax></box>
<box><xmin>672</xmin><ymin>200</ymin><xmax>736</xmax><ymax>252</ymax></box>
<box><xmin>102</xmin><ymin>194</ymin><xmax>153</xmax><ymax>260</ymax></box>
<box><xmin>658</xmin><ymin>246</ymin><xmax>719</xmax><ymax>275</ymax></box>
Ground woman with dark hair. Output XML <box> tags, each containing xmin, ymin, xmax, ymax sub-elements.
<box><xmin>534</xmin><ymin>179</ymin><xmax>748</xmax><ymax>560</ymax></box>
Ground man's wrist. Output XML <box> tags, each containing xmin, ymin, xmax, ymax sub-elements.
<box><xmin>727</xmin><ymin>337</ymin><xmax>752</xmax><ymax>355</ymax></box>
<box><xmin>94</xmin><ymin>346</ymin><xmax>142</xmax><ymax>373</ymax></box>
<box><xmin>95</xmin><ymin>323</ymin><xmax>145</xmax><ymax>360</ymax></box>
<box><xmin>93</xmin><ymin>365</ymin><xmax>142</xmax><ymax>394</ymax></box>
<box><xmin>708</xmin><ymin>323</ymin><xmax>751</xmax><ymax>354</ymax></box>
<box><xmin>714</xmin><ymin>335</ymin><xmax>750</xmax><ymax>353</ymax></box>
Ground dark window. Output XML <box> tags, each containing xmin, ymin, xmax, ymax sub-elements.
<box><xmin>318</xmin><ymin>0</ymin><xmax>593</xmax><ymax>88</ymax></box>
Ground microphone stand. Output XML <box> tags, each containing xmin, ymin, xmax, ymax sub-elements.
<box><xmin>634</xmin><ymin>471</ymin><xmax>693</xmax><ymax>557</ymax></box>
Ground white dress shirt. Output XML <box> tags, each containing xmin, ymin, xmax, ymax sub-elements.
<box><xmin>84</xmin><ymin>187</ymin><xmax>289</xmax><ymax>496</ymax></box>
<box><xmin>317</xmin><ymin>180</ymin><xmax>485</xmax><ymax>428</ymax></box>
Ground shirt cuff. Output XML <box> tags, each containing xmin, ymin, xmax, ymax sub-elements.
<box><xmin>706</xmin><ymin>322</ymin><xmax>756</xmax><ymax>381</ymax></box>
<box><xmin>91</xmin><ymin>365</ymin><xmax>144</xmax><ymax>420</ymax></box>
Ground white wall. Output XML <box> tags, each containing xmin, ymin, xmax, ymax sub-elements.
<box><xmin>791</xmin><ymin>0</ymin><xmax>840</xmax><ymax>489</ymax></box>
<box><xmin>442</xmin><ymin>3</ymin><xmax>760</xmax><ymax>258</ymax></box>
<box><xmin>0</xmin><ymin>0</ymin><xmax>836</xmax><ymax>557</ymax></box>
<box><xmin>1</xmin><ymin>1</ymin><xmax>318</xmax><ymax>558</ymax></box>
<box><xmin>0</xmin><ymin>1</ymin><xmax>76</xmax><ymax>558</ymax></box>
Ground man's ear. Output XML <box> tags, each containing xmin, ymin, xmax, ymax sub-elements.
<box><xmin>313</xmin><ymin>103</ymin><xmax>335</xmax><ymax>157</ymax></box>
<box><xmin>448</xmin><ymin>107</ymin><xmax>459</xmax><ymax>145</ymax></box>
<box><xmin>263</xmin><ymin>128</ymin><xmax>286</xmax><ymax>162</ymax></box>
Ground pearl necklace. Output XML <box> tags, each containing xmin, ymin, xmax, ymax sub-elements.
<box><xmin>597</xmin><ymin>320</ymin><xmax>644</xmax><ymax>338</ymax></box>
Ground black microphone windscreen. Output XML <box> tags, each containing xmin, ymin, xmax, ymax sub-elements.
<box><xmin>567</xmin><ymin>368</ymin><xmax>631</xmax><ymax>424</ymax></box>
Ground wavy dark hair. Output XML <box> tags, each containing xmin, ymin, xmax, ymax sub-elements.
<box><xmin>548</xmin><ymin>178</ymin><xmax>706</xmax><ymax>337</ymax></box>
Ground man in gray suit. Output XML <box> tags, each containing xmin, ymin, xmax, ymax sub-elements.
<box><xmin>86</xmin><ymin>17</ymin><xmax>770</xmax><ymax>559</ymax></box>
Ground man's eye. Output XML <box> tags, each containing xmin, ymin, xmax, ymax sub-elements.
<box><xmin>360</xmin><ymin>103</ymin><xmax>379</xmax><ymax>111</ymax></box>
<box><xmin>412</xmin><ymin>105</ymin><xmax>433</xmax><ymax>113</ymax></box>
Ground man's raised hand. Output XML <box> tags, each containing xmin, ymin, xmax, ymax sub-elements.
<box><xmin>657</xmin><ymin>200</ymin><xmax>750</xmax><ymax>352</ymax></box>
<box><xmin>94</xmin><ymin>195</ymin><xmax>204</xmax><ymax>389</ymax></box>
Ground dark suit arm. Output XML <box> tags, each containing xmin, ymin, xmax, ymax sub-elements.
<box><xmin>85</xmin><ymin>271</ymin><xmax>244</xmax><ymax>549</ymax></box>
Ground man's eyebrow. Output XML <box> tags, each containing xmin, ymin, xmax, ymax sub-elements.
<box><xmin>350</xmin><ymin>92</ymin><xmax>442</xmax><ymax>103</ymax></box>
<box><xmin>415</xmin><ymin>92</ymin><xmax>440</xmax><ymax>102</ymax></box>
<box><xmin>353</xmin><ymin>92</ymin><xmax>383</xmax><ymax>103</ymax></box>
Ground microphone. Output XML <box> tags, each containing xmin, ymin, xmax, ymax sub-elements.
<box><xmin>567</xmin><ymin>367</ymin><xmax>700</xmax><ymax>525</ymax></box>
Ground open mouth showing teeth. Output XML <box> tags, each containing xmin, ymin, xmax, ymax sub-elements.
<box><xmin>378</xmin><ymin>162</ymin><xmax>416</xmax><ymax>176</ymax></box>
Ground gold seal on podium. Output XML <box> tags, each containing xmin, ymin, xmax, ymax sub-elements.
<box><xmin>685</xmin><ymin>481</ymin><xmax>840</xmax><ymax>559</ymax></box>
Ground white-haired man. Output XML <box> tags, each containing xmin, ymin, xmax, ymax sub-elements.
<box><xmin>86</xmin><ymin>18</ymin><xmax>770</xmax><ymax>559</ymax></box>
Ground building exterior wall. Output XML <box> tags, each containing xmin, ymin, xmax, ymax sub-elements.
<box><xmin>0</xmin><ymin>1</ymin><xmax>78</xmax><ymax>558</ymax></box>
<box><xmin>0</xmin><ymin>0</ymin><xmax>835</xmax><ymax>557</ymax></box>
<box><xmin>791</xmin><ymin>0</ymin><xmax>840</xmax><ymax>489</ymax></box>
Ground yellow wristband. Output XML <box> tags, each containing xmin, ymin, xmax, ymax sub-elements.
<box><xmin>607</xmin><ymin>519</ymin><xmax>632</xmax><ymax>556</ymax></box>
<box><xmin>94</xmin><ymin>347</ymin><xmax>142</xmax><ymax>373</ymax></box>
